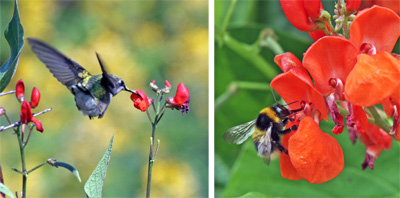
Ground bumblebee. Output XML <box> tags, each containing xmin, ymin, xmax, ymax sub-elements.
<box><xmin>223</xmin><ymin>103</ymin><xmax>300</xmax><ymax>165</ymax></box>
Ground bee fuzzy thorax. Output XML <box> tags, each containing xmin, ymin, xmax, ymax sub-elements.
<box><xmin>259</xmin><ymin>107</ymin><xmax>280</xmax><ymax>123</ymax></box>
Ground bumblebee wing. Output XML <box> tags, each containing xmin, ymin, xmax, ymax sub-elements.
<box><xmin>223</xmin><ymin>120</ymin><xmax>256</xmax><ymax>144</ymax></box>
<box><xmin>28</xmin><ymin>38</ymin><xmax>91</xmax><ymax>88</ymax></box>
<box><xmin>255</xmin><ymin>124</ymin><xmax>273</xmax><ymax>166</ymax></box>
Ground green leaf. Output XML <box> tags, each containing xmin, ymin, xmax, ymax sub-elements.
<box><xmin>84</xmin><ymin>135</ymin><xmax>114</xmax><ymax>198</ymax></box>
<box><xmin>0</xmin><ymin>0</ymin><xmax>24</xmax><ymax>92</ymax></box>
<box><xmin>52</xmin><ymin>161</ymin><xmax>82</xmax><ymax>182</ymax></box>
<box><xmin>0</xmin><ymin>183</ymin><xmax>15</xmax><ymax>198</ymax></box>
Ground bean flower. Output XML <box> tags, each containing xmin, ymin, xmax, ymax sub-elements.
<box><xmin>272</xmin><ymin>3</ymin><xmax>400</xmax><ymax>183</ymax></box>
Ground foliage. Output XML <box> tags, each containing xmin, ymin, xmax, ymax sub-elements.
<box><xmin>0</xmin><ymin>0</ymin><xmax>24</xmax><ymax>92</ymax></box>
<box><xmin>85</xmin><ymin>136</ymin><xmax>113</xmax><ymax>198</ymax></box>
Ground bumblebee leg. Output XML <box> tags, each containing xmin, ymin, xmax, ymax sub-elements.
<box><xmin>277</xmin><ymin>143</ymin><xmax>288</xmax><ymax>155</ymax></box>
<box><xmin>278</xmin><ymin>125</ymin><xmax>298</xmax><ymax>135</ymax></box>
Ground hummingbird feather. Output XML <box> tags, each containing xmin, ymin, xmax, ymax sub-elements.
<box><xmin>27</xmin><ymin>38</ymin><xmax>91</xmax><ymax>89</ymax></box>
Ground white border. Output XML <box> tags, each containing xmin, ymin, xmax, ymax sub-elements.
<box><xmin>208</xmin><ymin>0</ymin><xmax>215</xmax><ymax>197</ymax></box>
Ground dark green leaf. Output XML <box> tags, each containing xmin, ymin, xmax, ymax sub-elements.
<box><xmin>53</xmin><ymin>161</ymin><xmax>82</xmax><ymax>182</ymax></box>
<box><xmin>0</xmin><ymin>183</ymin><xmax>15</xmax><ymax>198</ymax></box>
<box><xmin>84</xmin><ymin>135</ymin><xmax>114</xmax><ymax>198</ymax></box>
<box><xmin>0</xmin><ymin>0</ymin><xmax>24</xmax><ymax>92</ymax></box>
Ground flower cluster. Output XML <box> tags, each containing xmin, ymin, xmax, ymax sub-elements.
<box><xmin>274</xmin><ymin>1</ymin><xmax>399</xmax><ymax>183</ymax></box>
<box><xmin>130</xmin><ymin>80</ymin><xmax>190</xmax><ymax>115</ymax></box>
<box><xmin>16</xmin><ymin>79</ymin><xmax>43</xmax><ymax>132</ymax></box>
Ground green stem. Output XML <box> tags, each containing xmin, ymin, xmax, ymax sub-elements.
<box><xmin>343</xmin><ymin>15</ymin><xmax>349</xmax><ymax>39</ymax></box>
<box><xmin>215</xmin><ymin>81</ymin><xmax>270</xmax><ymax>110</ymax></box>
<box><xmin>367</xmin><ymin>106</ymin><xmax>390</xmax><ymax>132</ymax></box>
<box><xmin>221</xmin><ymin>0</ymin><xmax>237</xmax><ymax>34</ymax></box>
<box><xmin>26</xmin><ymin>161</ymin><xmax>47</xmax><ymax>175</ymax></box>
<box><xmin>146</xmin><ymin>122</ymin><xmax>157</xmax><ymax>198</ymax></box>
<box><xmin>221</xmin><ymin>33</ymin><xmax>278</xmax><ymax>79</ymax></box>
<box><xmin>15</xmin><ymin>127</ymin><xmax>27</xmax><ymax>198</ymax></box>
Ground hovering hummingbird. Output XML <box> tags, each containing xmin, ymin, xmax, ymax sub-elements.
<box><xmin>27</xmin><ymin>38</ymin><xmax>136</xmax><ymax>119</ymax></box>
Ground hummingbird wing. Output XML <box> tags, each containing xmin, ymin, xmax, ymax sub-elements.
<box><xmin>27</xmin><ymin>38</ymin><xmax>91</xmax><ymax>89</ymax></box>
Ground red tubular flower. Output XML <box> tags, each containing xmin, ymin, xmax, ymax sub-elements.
<box><xmin>20</xmin><ymin>100</ymin><xmax>43</xmax><ymax>132</ymax></box>
<box><xmin>287</xmin><ymin>117</ymin><xmax>344</xmax><ymax>183</ymax></box>
<box><xmin>346</xmin><ymin>103</ymin><xmax>369</xmax><ymax>143</ymax></box>
<box><xmin>30</xmin><ymin>87</ymin><xmax>40</xmax><ymax>108</ymax></box>
<box><xmin>362</xmin><ymin>145</ymin><xmax>382</xmax><ymax>170</ymax></box>
<box><xmin>16</xmin><ymin>79</ymin><xmax>25</xmax><ymax>101</ymax></box>
<box><xmin>345</xmin><ymin>51</ymin><xmax>400</xmax><ymax>106</ymax></box>
<box><xmin>167</xmin><ymin>83</ymin><xmax>190</xmax><ymax>115</ymax></box>
<box><xmin>303</xmin><ymin>36</ymin><xmax>358</xmax><ymax>95</ymax></box>
<box><xmin>168</xmin><ymin>83</ymin><xmax>189</xmax><ymax>106</ymax></box>
<box><xmin>280</xmin><ymin>0</ymin><xmax>322</xmax><ymax>32</ymax></box>
<box><xmin>130</xmin><ymin>90</ymin><xmax>151</xmax><ymax>112</ymax></box>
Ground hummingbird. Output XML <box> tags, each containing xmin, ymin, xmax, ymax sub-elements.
<box><xmin>27</xmin><ymin>38</ymin><xmax>136</xmax><ymax>119</ymax></box>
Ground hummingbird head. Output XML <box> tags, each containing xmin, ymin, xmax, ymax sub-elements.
<box><xmin>96</xmin><ymin>53</ymin><xmax>131</xmax><ymax>96</ymax></box>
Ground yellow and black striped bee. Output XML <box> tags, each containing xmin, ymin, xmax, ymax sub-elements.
<box><xmin>223</xmin><ymin>102</ymin><xmax>301</xmax><ymax>165</ymax></box>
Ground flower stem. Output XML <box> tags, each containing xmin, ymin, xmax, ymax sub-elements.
<box><xmin>221</xmin><ymin>0</ymin><xmax>237</xmax><ymax>34</ymax></box>
<box><xmin>367</xmin><ymin>106</ymin><xmax>390</xmax><ymax>132</ymax></box>
<box><xmin>0</xmin><ymin>90</ymin><xmax>15</xmax><ymax>97</ymax></box>
<box><xmin>215</xmin><ymin>81</ymin><xmax>270</xmax><ymax>110</ymax></box>
<box><xmin>15</xmin><ymin>126</ymin><xmax>27</xmax><ymax>198</ymax></box>
<box><xmin>146</xmin><ymin>122</ymin><xmax>157</xmax><ymax>198</ymax></box>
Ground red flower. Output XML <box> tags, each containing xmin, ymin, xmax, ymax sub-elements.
<box><xmin>20</xmin><ymin>100</ymin><xmax>43</xmax><ymax>132</ymax></box>
<box><xmin>303</xmin><ymin>36</ymin><xmax>358</xmax><ymax>96</ymax></box>
<box><xmin>346</xmin><ymin>0</ymin><xmax>361</xmax><ymax>13</ymax></box>
<box><xmin>281</xmin><ymin>117</ymin><xmax>344</xmax><ymax>183</ymax></box>
<box><xmin>16</xmin><ymin>79</ymin><xmax>25</xmax><ymax>101</ymax></box>
<box><xmin>345</xmin><ymin>51</ymin><xmax>400</xmax><ymax>106</ymax></box>
<box><xmin>280</xmin><ymin>0</ymin><xmax>323</xmax><ymax>32</ymax></box>
<box><xmin>271</xmin><ymin>53</ymin><xmax>329</xmax><ymax>121</ymax></box>
<box><xmin>30</xmin><ymin>87</ymin><xmax>40</xmax><ymax>108</ymax></box>
<box><xmin>131</xmin><ymin>90</ymin><xmax>151</xmax><ymax>112</ymax></box>
<box><xmin>363</xmin><ymin>0</ymin><xmax>400</xmax><ymax>14</ymax></box>
<box><xmin>167</xmin><ymin>83</ymin><xmax>190</xmax><ymax>115</ymax></box>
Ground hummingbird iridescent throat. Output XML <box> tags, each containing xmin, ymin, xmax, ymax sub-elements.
<box><xmin>28</xmin><ymin>38</ymin><xmax>136</xmax><ymax>119</ymax></box>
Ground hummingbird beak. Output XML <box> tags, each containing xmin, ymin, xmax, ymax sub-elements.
<box><xmin>124</xmin><ymin>86</ymin><xmax>138</xmax><ymax>95</ymax></box>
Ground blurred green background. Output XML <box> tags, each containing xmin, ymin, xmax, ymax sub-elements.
<box><xmin>215</xmin><ymin>0</ymin><xmax>400</xmax><ymax>197</ymax></box>
<box><xmin>1</xmin><ymin>0</ymin><xmax>208</xmax><ymax>197</ymax></box>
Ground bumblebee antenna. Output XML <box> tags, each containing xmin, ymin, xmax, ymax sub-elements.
<box><xmin>271</xmin><ymin>89</ymin><xmax>278</xmax><ymax>103</ymax></box>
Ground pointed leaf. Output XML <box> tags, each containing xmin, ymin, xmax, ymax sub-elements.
<box><xmin>0</xmin><ymin>183</ymin><xmax>15</xmax><ymax>198</ymax></box>
<box><xmin>84</xmin><ymin>135</ymin><xmax>114</xmax><ymax>198</ymax></box>
<box><xmin>52</xmin><ymin>161</ymin><xmax>82</xmax><ymax>182</ymax></box>
<box><xmin>0</xmin><ymin>0</ymin><xmax>24</xmax><ymax>92</ymax></box>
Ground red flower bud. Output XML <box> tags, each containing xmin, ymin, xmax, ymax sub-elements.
<box><xmin>30</xmin><ymin>87</ymin><xmax>40</xmax><ymax>108</ymax></box>
<box><xmin>16</xmin><ymin>79</ymin><xmax>25</xmax><ymax>101</ymax></box>
<box><xmin>130</xmin><ymin>90</ymin><xmax>151</xmax><ymax>112</ymax></box>
<box><xmin>165</xmin><ymin>80</ymin><xmax>171</xmax><ymax>88</ymax></box>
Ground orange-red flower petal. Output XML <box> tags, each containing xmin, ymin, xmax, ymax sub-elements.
<box><xmin>280</xmin><ymin>0</ymin><xmax>321</xmax><ymax>32</ymax></box>
<box><xmin>345</xmin><ymin>51</ymin><xmax>400</xmax><ymax>106</ymax></box>
<box><xmin>303</xmin><ymin>36</ymin><xmax>358</xmax><ymax>95</ymax></box>
<box><xmin>350</xmin><ymin>6</ymin><xmax>400</xmax><ymax>52</ymax></box>
<box><xmin>271</xmin><ymin>71</ymin><xmax>329</xmax><ymax>120</ymax></box>
<box><xmin>288</xmin><ymin>117</ymin><xmax>344</xmax><ymax>184</ymax></box>
<box><xmin>131</xmin><ymin>90</ymin><xmax>151</xmax><ymax>112</ymax></box>
<box><xmin>280</xmin><ymin>119</ymin><xmax>302</xmax><ymax>180</ymax></box>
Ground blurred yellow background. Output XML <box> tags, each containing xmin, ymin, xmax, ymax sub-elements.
<box><xmin>0</xmin><ymin>0</ymin><xmax>208</xmax><ymax>197</ymax></box>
